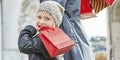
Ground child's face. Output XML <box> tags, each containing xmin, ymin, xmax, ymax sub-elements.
<box><xmin>36</xmin><ymin>11</ymin><xmax>56</xmax><ymax>31</ymax></box>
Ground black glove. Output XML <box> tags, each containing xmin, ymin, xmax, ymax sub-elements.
<box><xmin>23</xmin><ymin>25</ymin><xmax>37</xmax><ymax>36</ymax></box>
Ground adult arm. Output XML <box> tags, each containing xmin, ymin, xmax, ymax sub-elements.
<box><xmin>40</xmin><ymin>0</ymin><xmax>68</xmax><ymax>8</ymax></box>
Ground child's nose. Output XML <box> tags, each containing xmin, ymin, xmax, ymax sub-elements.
<box><xmin>39</xmin><ymin>19</ymin><xmax>45</xmax><ymax>25</ymax></box>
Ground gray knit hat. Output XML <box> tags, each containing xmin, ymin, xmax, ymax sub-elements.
<box><xmin>37</xmin><ymin>1</ymin><xmax>65</xmax><ymax>26</ymax></box>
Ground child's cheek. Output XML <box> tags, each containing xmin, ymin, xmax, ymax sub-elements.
<box><xmin>52</xmin><ymin>22</ymin><xmax>56</xmax><ymax>28</ymax></box>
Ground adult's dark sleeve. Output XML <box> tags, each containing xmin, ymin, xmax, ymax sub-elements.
<box><xmin>40</xmin><ymin>0</ymin><xmax>68</xmax><ymax>8</ymax></box>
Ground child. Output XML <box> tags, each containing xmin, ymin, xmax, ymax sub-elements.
<box><xmin>18</xmin><ymin>1</ymin><xmax>65</xmax><ymax>60</ymax></box>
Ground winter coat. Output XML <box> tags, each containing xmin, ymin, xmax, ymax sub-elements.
<box><xmin>40</xmin><ymin>0</ymin><xmax>95</xmax><ymax>60</ymax></box>
<box><xmin>18</xmin><ymin>25</ymin><xmax>64</xmax><ymax>60</ymax></box>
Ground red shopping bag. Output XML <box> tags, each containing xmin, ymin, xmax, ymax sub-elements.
<box><xmin>104</xmin><ymin>0</ymin><xmax>114</xmax><ymax>6</ymax></box>
<box><xmin>39</xmin><ymin>27</ymin><xmax>75</xmax><ymax>57</ymax></box>
<box><xmin>89</xmin><ymin>0</ymin><xmax>114</xmax><ymax>14</ymax></box>
<box><xmin>80</xmin><ymin>0</ymin><xmax>96</xmax><ymax>20</ymax></box>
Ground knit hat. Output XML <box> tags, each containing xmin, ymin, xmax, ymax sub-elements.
<box><xmin>37</xmin><ymin>1</ymin><xmax>65</xmax><ymax>26</ymax></box>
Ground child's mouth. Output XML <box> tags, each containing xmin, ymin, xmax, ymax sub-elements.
<box><xmin>39</xmin><ymin>26</ymin><xmax>50</xmax><ymax>31</ymax></box>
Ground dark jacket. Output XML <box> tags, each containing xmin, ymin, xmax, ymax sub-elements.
<box><xmin>18</xmin><ymin>25</ymin><xmax>64</xmax><ymax>60</ymax></box>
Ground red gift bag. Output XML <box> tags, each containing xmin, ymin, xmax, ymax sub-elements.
<box><xmin>80</xmin><ymin>0</ymin><xmax>96</xmax><ymax>20</ymax></box>
<box><xmin>39</xmin><ymin>27</ymin><xmax>75</xmax><ymax>57</ymax></box>
<box><xmin>80</xmin><ymin>0</ymin><xmax>92</xmax><ymax>14</ymax></box>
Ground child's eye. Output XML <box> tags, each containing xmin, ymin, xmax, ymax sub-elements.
<box><xmin>45</xmin><ymin>17</ymin><xmax>50</xmax><ymax>21</ymax></box>
<box><xmin>37</xmin><ymin>16</ymin><xmax>41</xmax><ymax>19</ymax></box>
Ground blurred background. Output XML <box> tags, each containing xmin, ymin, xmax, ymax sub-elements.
<box><xmin>0</xmin><ymin>0</ymin><xmax>120</xmax><ymax>60</ymax></box>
